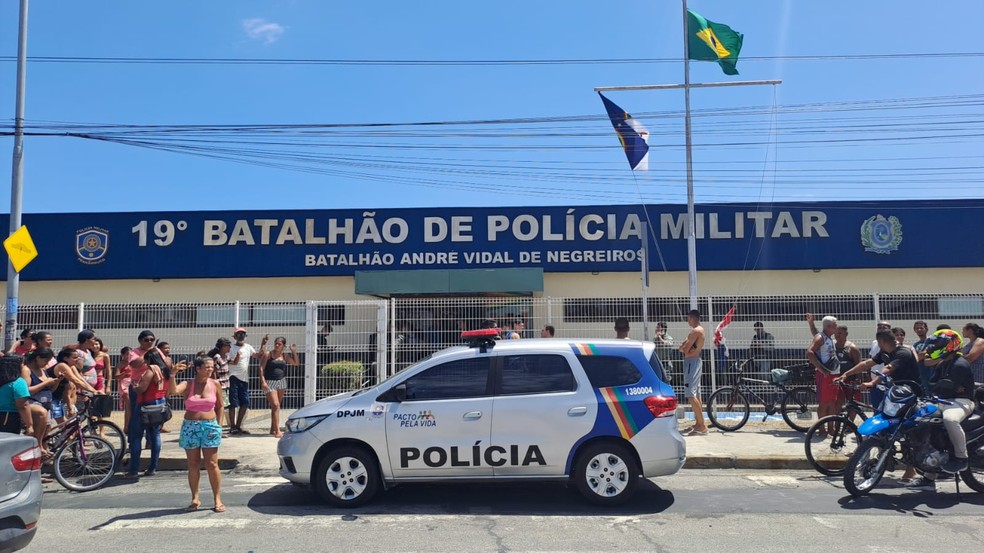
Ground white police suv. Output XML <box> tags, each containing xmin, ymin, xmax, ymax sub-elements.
<box><xmin>278</xmin><ymin>330</ymin><xmax>685</xmax><ymax>506</ymax></box>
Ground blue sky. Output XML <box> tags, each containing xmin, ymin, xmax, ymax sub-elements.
<box><xmin>0</xmin><ymin>0</ymin><xmax>982</xmax><ymax>214</ymax></box>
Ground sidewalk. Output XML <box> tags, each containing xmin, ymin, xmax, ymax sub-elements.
<box><xmin>129</xmin><ymin>410</ymin><xmax>818</xmax><ymax>473</ymax></box>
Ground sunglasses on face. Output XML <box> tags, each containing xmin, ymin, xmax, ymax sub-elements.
<box><xmin>141</xmin><ymin>338</ymin><xmax>155</xmax><ymax>343</ymax></box>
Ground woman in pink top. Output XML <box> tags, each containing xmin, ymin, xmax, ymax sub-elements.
<box><xmin>169</xmin><ymin>356</ymin><xmax>225</xmax><ymax>513</ymax></box>
<box><xmin>114</xmin><ymin>346</ymin><xmax>133</xmax><ymax>433</ymax></box>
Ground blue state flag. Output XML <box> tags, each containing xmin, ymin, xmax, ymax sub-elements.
<box><xmin>599</xmin><ymin>93</ymin><xmax>649</xmax><ymax>171</ymax></box>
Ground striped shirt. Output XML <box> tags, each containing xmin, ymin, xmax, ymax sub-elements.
<box><xmin>213</xmin><ymin>353</ymin><xmax>230</xmax><ymax>389</ymax></box>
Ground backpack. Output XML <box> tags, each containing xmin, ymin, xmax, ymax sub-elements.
<box><xmin>0</xmin><ymin>354</ymin><xmax>24</xmax><ymax>387</ymax></box>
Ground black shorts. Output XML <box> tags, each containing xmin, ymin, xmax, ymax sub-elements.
<box><xmin>0</xmin><ymin>411</ymin><xmax>23</xmax><ymax>434</ymax></box>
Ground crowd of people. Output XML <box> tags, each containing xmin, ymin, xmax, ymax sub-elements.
<box><xmin>807</xmin><ymin>316</ymin><xmax>983</xmax><ymax>489</ymax></box>
<box><xmin>0</xmin><ymin>325</ymin><xmax>299</xmax><ymax>512</ymax></box>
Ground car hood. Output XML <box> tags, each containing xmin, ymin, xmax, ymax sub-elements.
<box><xmin>288</xmin><ymin>390</ymin><xmax>365</xmax><ymax>419</ymax></box>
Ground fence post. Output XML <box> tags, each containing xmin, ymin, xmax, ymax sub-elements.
<box><xmin>546</xmin><ymin>296</ymin><xmax>553</xmax><ymax>330</ymax></box>
<box><xmin>77</xmin><ymin>303</ymin><xmax>84</xmax><ymax>332</ymax></box>
<box><xmin>376</xmin><ymin>301</ymin><xmax>388</xmax><ymax>385</ymax></box>
<box><xmin>707</xmin><ymin>296</ymin><xmax>716</xmax><ymax>394</ymax></box>
<box><xmin>389</xmin><ymin>298</ymin><xmax>397</xmax><ymax>377</ymax></box>
<box><xmin>303</xmin><ymin>301</ymin><xmax>317</xmax><ymax>405</ymax></box>
<box><xmin>873</xmin><ymin>293</ymin><xmax>881</xmax><ymax>324</ymax></box>
<box><xmin>233</xmin><ymin>300</ymin><xmax>241</xmax><ymax>329</ymax></box>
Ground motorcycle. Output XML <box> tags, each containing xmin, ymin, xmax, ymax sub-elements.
<box><xmin>843</xmin><ymin>376</ymin><xmax>984</xmax><ymax>497</ymax></box>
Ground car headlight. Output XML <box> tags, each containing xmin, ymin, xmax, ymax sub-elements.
<box><xmin>286</xmin><ymin>415</ymin><xmax>329</xmax><ymax>433</ymax></box>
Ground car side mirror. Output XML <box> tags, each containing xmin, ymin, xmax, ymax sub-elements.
<box><xmin>378</xmin><ymin>384</ymin><xmax>407</xmax><ymax>403</ymax></box>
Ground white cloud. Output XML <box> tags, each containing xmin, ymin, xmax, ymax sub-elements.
<box><xmin>242</xmin><ymin>18</ymin><xmax>286</xmax><ymax>45</ymax></box>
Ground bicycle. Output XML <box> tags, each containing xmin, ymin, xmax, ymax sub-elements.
<box><xmin>44</xmin><ymin>392</ymin><xmax>119</xmax><ymax>491</ymax></box>
<box><xmin>803</xmin><ymin>380</ymin><xmax>872</xmax><ymax>476</ymax></box>
<box><xmin>45</xmin><ymin>394</ymin><xmax>127</xmax><ymax>465</ymax></box>
<box><xmin>705</xmin><ymin>359</ymin><xmax>818</xmax><ymax>432</ymax></box>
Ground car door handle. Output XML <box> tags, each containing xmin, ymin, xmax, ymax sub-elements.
<box><xmin>463</xmin><ymin>411</ymin><xmax>483</xmax><ymax>420</ymax></box>
<box><xmin>568</xmin><ymin>407</ymin><xmax>588</xmax><ymax>417</ymax></box>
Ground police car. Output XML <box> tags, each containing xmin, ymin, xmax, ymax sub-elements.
<box><xmin>278</xmin><ymin>330</ymin><xmax>685</xmax><ymax>506</ymax></box>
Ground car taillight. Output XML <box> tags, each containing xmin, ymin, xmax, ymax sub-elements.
<box><xmin>11</xmin><ymin>445</ymin><xmax>42</xmax><ymax>471</ymax></box>
<box><xmin>645</xmin><ymin>395</ymin><xmax>677</xmax><ymax>418</ymax></box>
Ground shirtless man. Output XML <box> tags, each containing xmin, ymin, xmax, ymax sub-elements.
<box><xmin>678</xmin><ymin>309</ymin><xmax>708</xmax><ymax>435</ymax></box>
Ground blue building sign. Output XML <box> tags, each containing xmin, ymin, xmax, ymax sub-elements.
<box><xmin>2</xmin><ymin>200</ymin><xmax>980</xmax><ymax>281</ymax></box>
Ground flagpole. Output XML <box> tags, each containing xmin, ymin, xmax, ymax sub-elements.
<box><xmin>681</xmin><ymin>0</ymin><xmax>698</xmax><ymax>311</ymax></box>
<box><xmin>5</xmin><ymin>0</ymin><xmax>29</xmax><ymax>351</ymax></box>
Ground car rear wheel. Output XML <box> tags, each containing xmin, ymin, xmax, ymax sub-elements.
<box><xmin>312</xmin><ymin>446</ymin><xmax>381</xmax><ymax>507</ymax></box>
<box><xmin>573</xmin><ymin>442</ymin><xmax>640</xmax><ymax>506</ymax></box>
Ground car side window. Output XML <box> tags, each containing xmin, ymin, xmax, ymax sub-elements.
<box><xmin>499</xmin><ymin>354</ymin><xmax>576</xmax><ymax>395</ymax></box>
<box><xmin>578</xmin><ymin>356</ymin><xmax>643</xmax><ymax>388</ymax></box>
<box><xmin>403</xmin><ymin>358</ymin><xmax>491</xmax><ymax>401</ymax></box>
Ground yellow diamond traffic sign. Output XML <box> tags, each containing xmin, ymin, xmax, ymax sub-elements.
<box><xmin>3</xmin><ymin>225</ymin><xmax>38</xmax><ymax>273</ymax></box>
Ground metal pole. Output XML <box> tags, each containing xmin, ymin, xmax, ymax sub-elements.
<box><xmin>5</xmin><ymin>0</ymin><xmax>29</xmax><ymax>351</ymax></box>
<box><xmin>641</xmin><ymin>222</ymin><xmax>650</xmax><ymax>341</ymax></box>
<box><xmin>682</xmin><ymin>0</ymin><xmax>698</xmax><ymax>310</ymax></box>
<box><xmin>595</xmin><ymin>80</ymin><xmax>782</xmax><ymax>92</ymax></box>
<box><xmin>304</xmin><ymin>301</ymin><xmax>317</xmax><ymax>405</ymax></box>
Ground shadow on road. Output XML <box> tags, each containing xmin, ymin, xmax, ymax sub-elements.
<box><xmin>837</xmin><ymin>488</ymin><xmax>984</xmax><ymax>517</ymax></box>
<box><xmin>88</xmin><ymin>507</ymin><xmax>192</xmax><ymax>530</ymax></box>
<box><xmin>247</xmin><ymin>479</ymin><xmax>674</xmax><ymax>517</ymax></box>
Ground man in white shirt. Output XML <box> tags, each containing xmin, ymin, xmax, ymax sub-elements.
<box><xmin>228</xmin><ymin>328</ymin><xmax>266</xmax><ymax>435</ymax></box>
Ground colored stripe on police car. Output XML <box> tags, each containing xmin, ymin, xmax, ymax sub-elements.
<box><xmin>599</xmin><ymin>387</ymin><xmax>640</xmax><ymax>440</ymax></box>
<box><xmin>573</xmin><ymin>343</ymin><xmax>598</xmax><ymax>356</ymax></box>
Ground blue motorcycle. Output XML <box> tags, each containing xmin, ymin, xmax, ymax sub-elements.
<box><xmin>843</xmin><ymin>378</ymin><xmax>984</xmax><ymax>496</ymax></box>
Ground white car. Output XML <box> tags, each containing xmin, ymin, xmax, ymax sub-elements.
<box><xmin>278</xmin><ymin>332</ymin><xmax>685</xmax><ymax>506</ymax></box>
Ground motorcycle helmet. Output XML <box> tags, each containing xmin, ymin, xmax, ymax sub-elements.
<box><xmin>922</xmin><ymin>329</ymin><xmax>963</xmax><ymax>360</ymax></box>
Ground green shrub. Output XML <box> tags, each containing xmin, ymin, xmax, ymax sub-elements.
<box><xmin>320</xmin><ymin>360</ymin><xmax>365</xmax><ymax>392</ymax></box>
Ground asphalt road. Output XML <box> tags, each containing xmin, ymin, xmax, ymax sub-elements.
<box><xmin>30</xmin><ymin>469</ymin><xmax>984</xmax><ymax>552</ymax></box>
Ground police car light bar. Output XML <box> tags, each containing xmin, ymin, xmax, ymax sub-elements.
<box><xmin>461</xmin><ymin>328</ymin><xmax>499</xmax><ymax>352</ymax></box>
<box><xmin>460</xmin><ymin>329</ymin><xmax>500</xmax><ymax>339</ymax></box>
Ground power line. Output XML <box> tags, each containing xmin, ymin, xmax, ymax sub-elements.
<box><xmin>0</xmin><ymin>52</ymin><xmax>982</xmax><ymax>66</ymax></box>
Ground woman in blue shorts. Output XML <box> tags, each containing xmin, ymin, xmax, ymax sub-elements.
<box><xmin>168</xmin><ymin>356</ymin><xmax>225</xmax><ymax>513</ymax></box>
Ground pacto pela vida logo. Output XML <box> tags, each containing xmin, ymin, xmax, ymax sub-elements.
<box><xmin>860</xmin><ymin>215</ymin><xmax>902</xmax><ymax>255</ymax></box>
<box><xmin>391</xmin><ymin>410</ymin><xmax>438</xmax><ymax>428</ymax></box>
<box><xmin>76</xmin><ymin>227</ymin><xmax>109</xmax><ymax>265</ymax></box>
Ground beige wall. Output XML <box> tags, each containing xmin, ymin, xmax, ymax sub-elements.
<box><xmin>16</xmin><ymin>276</ymin><xmax>362</xmax><ymax>303</ymax></box>
<box><xmin>8</xmin><ymin>266</ymin><xmax>982</xmax><ymax>303</ymax></box>
<box><xmin>543</xmin><ymin>268</ymin><xmax>983</xmax><ymax>298</ymax></box>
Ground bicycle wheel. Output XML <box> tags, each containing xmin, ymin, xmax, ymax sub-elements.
<box><xmin>781</xmin><ymin>387</ymin><xmax>818</xmax><ymax>432</ymax></box>
<box><xmin>804</xmin><ymin>415</ymin><xmax>861</xmax><ymax>476</ymax></box>
<box><xmin>706</xmin><ymin>387</ymin><xmax>750</xmax><ymax>432</ymax></box>
<box><xmin>53</xmin><ymin>435</ymin><xmax>117</xmax><ymax>492</ymax></box>
<box><xmin>85</xmin><ymin>420</ymin><xmax>127</xmax><ymax>465</ymax></box>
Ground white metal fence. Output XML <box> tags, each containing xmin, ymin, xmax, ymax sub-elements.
<box><xmin>5</xmin><ymin>293</ymin><xmax>982</xmax><ymax>416</ymax></box>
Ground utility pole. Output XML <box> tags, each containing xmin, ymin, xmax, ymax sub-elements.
<box><xmin>6</xmin><ymin>0</ymin><xmax>29</xmax><ymax>350</ymax></box>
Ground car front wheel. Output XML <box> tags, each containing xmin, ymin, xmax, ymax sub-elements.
<box><xmin>312</xmin><ymin>445</ymin><xmax>381</xmax><ymax>507</ymax></box>
<box><xmin>573</xmin><ymin>442</ymin><xmax>640</xmax><ymax>506</ymax></box>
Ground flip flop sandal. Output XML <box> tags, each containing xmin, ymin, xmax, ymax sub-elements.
<box><xmin>213</xmin><ymin>504</ymin><xmax>226</xmax><ymax>513</ymax></box>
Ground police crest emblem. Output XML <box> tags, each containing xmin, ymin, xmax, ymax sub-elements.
<box><xmin>76</xmin><ymin>227</ymin><xmax>109</xmax><ymax>265</ymax></box>
<box><xmin>860</xmin><ymin>215</ymin><xmax>902</xmax><ymax>255</ymax></box>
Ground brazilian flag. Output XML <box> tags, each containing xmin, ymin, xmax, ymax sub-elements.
<box><xmin>687</xmin><ymin>9</ymin><xmax>743</xmax><ymax>76</ymax></box>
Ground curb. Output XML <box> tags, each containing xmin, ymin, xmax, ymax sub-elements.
<box><xmin>684</xmin><ymin>454</ymin><xmax>822</xmax><ymax>470</ymax></box>
<box><xmin>134</xmin><ymin>458</ymin><xmax>240</xmax><ymax>472</ymax></box>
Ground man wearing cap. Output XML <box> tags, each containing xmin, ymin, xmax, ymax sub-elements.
<box><xmin>228</xmin><ymin>328</ymin><xmax>266</xmax><ymax>435</ymax></box>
